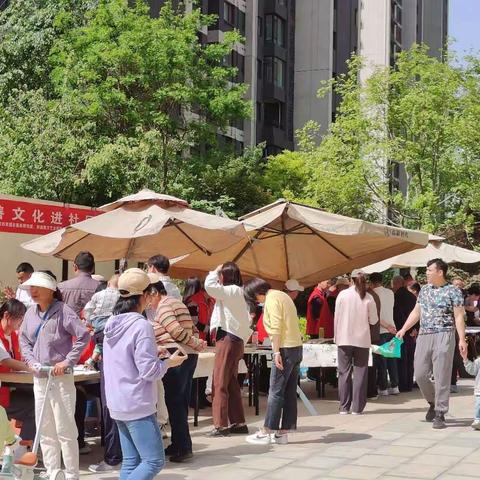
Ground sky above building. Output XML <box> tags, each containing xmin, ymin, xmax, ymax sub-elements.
<box><xmin>449</xmin><ymin>0</ymin><xmax>480</xmax><ymax>60</ymax></box>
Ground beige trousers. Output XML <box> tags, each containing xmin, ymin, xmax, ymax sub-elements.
<box><xmin>33</xmin><ymin>375</ymin><xmax>79</xmax><ymax>480</ymax></box>
<box><xmin>156</xmin><ymin>379</ymin><xmax>169</xmax><ymax>426</ymax></box>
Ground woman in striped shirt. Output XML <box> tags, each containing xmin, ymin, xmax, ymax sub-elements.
<box><xmin>146</xmin><ymin>276</ymin><xmax>206</xmax><ymax>463</ymax></box>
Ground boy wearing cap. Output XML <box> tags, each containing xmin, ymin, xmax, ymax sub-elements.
<box><xmin>19</xmin><ymin>270</ymin><xmax>89</xmax><ymax>480</ymax></box>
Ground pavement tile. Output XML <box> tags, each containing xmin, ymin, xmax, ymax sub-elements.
<box><xmin>328</xmin><ymin>465</ymin><xmax>388</xmax><ymax>479</ymax></box>
<box><xmin>367</xmin><ymin>431</ymin><xmax>405</xmax><ymax>441</ymax></box>
<box><xmin>392</xmin><ymin>437</ymin><xmax>438</xmax><ymax>448</ymax></box>
<box><xmin>462</xmin><ymin>452</ymin><xmax>480</xmax><ymax>464</ymax></box>
<box><xmin>422</xmin><ymin>444</ymin><xmax>475</xmax><ymax>457</ymax></box>
<box><xmin>317</xmin><ymin>445</ymin><xmax>372</xmax><ymax>459</ymax></box>
<box><xmin>294</xmin><ymin>456</ymin><xmax>347</xmax><ymax>469</ymax></box>
<box><xmin>351</xmin><ymin>454</ymin><xmax>407</xmax><ymax>468</ymax></box>
<box><xmin>409</xmin><ymin>454</ymin><xmax>462</xmax><ymax>467</ymax></box>
<box><xmin>437</xmin><ymin>476</ymin><xmax>480</xmax><ymax>480</ymax></box>
<box><xmin>80</xmin><ymin>378</ymin><xmax>480</xmax><ymax>480</ymax></box>
<box><xmin>256</xmin><ymin>467</ymin><xmax>329</xmax><ymax>480</ymax></box>
<box><xmin>443</xmin><ymin>463</ymin><xmax>480</xmax><ymax>476</ymax></box>
<box><xmin>373</xmin><ymin>445</ymin><xmax>421</xmax><ymax>457</ymax></box>
<box><xmin>383</xmin><ymin>463</ymin><xmax>448</xmax><ymax>479</ymax></box>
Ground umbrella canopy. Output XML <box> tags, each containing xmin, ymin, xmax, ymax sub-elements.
<box><xmin>169</xmin><ymin>200</ymin><xmax>429</xmax><ymax>287</ymax></box>
<box><xmin>21</xmin><ymin>189</ymin><xmax>247</xmax><ymax>261</ymax></box>
<box><xmin>362</xmin><ymin>235</ymin><xmax>480</xmax><ymax>273</ymax></box>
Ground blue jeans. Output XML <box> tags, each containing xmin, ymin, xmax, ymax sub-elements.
<box><xmin>264</xmin><ymin>346</ymin><xmax>303</xmax><ymax>431</ymax></box>
<box><xmin>116</xmin><ymin>414</ymin><xmax>164</xmax><ymax>480</ymax></box>
<box><xmin>475</xmin><ymin>396</ymin><xmax>480</xmax><ymax>421</ymax></box>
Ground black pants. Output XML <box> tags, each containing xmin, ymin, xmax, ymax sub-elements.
<box><xmin>163</xmin><ymin>354</ymin><xmax>198</xmax><ymax>455</ymax></box>
<box><xmin>451</xmin><ymin>333</ymin><xmax>468</xmax><ymax>384</ymax></box>
<box><xmin>6</xmin><ymin>387</ymin><xmax>36</xmax><ymax>441</ymax></box>
<box><xmin>377</xmin><ymin>333</ymin><xmax>399</xmax><ymax>390</ymax></box>
<box><xmin>264</xmin><ymin>346</ymin><xmax>302</xmax><ymax>431</ymax></box>
<box><xmin>100</xmin><ymin>360</ymin><xmax>122</xmax><ymax>466</ymax></box>
<box><xmin>398</xmin><ymin>335</ymin><xmax>416</xmax><ymax>392</ymax></box>
<box><xmin>75</xmin><ymin>383</ymin><xmax>100</xmax><ymax>449</ymax></box>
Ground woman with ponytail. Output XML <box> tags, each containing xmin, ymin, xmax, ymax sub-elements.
<box><xmin>334</xmin><ymin>270</ymin><xmax>378</xmax><ymax>415</ymax></box>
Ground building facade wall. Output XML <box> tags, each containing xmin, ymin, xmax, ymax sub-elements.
<box><xmin>293</xmin><ymin>0</ymin><xmax>333</xmax><ymax>140</ymax></box>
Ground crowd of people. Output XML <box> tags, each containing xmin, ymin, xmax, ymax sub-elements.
<box><xmin>0</xmin><ymin>253</ymin><xmax>479</xmax><ymax>479</ymax></box>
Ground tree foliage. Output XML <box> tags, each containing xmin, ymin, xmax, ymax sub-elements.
<box><xmin>0</xmin><ymin>0</ymin><xmax>265</xmax><ymax>216</ymax></box>
<box><xmin>266</xmin><ymin>46</ymin><xmax>480</xmax><ymax>241</ymax></box>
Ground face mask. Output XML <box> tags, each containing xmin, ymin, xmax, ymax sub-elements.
<box><xmin>145</xmin><ymin>307</ymin><xmax>156</xmax><ymax>322</ymax></box>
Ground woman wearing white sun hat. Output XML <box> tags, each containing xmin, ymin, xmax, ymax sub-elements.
<box><xmin>19</xmin><ymin>270</ymin><xmax>90</xmax><ymax>480</ymax></box>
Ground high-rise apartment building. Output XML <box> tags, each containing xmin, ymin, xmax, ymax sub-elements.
<box><xmin>296</xmin><ymin>0</ymin><xmax>448</xmax><ymax>141</ymax></box>
<box><xmin>0</xmin><ymin>0</ymin><xmax>448</xmax><ymax>154</ymax></box>
<box><xmin>150</xmin><ymin>0</ymin><xmax>296</xmax><ymax>155</ymax></box>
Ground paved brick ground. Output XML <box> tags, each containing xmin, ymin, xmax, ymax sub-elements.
<box><xmin>81</xmin><ymin>378</ymin><xmax>480</xmax><ymax>480</ymax></box>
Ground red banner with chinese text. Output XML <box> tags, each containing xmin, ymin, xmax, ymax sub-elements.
<box><xmin>0</xmin><ymin>198</ymin><xmax>100</xmax><ymax>235</ymax></box>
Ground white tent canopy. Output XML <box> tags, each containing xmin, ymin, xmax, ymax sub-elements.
<box><xmin>362</xmin><ymin>235</ymin><xmax>480</xmax><ymax>273</ymax></box>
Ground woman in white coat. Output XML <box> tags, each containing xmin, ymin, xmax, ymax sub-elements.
<box><xmin>204</xmin><ymin>262</ymin><xmax>251</xmax><ymax>437</ymax></box>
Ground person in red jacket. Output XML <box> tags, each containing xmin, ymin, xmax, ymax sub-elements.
<box><xmin>0</xmin><ymin>299</ymin><xmax>35</xmax><ymax>442</ymax></box>
<box><xmin>306</xmin><ymin>280</ymin><xmax>334</xmax><ymax>339</ymax></box>
<box><xmin>183</xmin><ymin>278</ymin><xmax>215</xmax><ymax>343</ymax></box>
<box><xmin>306</xmin><ymin>280</ymin><xmax>335</xmax><ymax>381</ymax></box>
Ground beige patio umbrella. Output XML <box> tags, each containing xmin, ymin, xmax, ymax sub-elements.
<box><xmin>362</xmin><ymin>235</ymin><xmax>480</xmax><ymax>273</ymax></box>
<box><xmin>169</xmin><ymin>200</ymin><xmax>429</xmax><ymax>287</ymax></box>
<box><xmin>21</xmin><ymin>189</ymin><xmax>247</xmax><ymax>261</ymax></box>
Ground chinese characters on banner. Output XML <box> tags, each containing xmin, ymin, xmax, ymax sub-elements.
<box><xmin>0</xmin><ymin>198</ymin><xmax>100</xmax><ymax>235</ymax></box>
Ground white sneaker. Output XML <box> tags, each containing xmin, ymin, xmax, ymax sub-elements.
<box><xmin>472</xmin><ymin>420</ymin><xmax>480</xmax><ymax>430</ymax></box>
<box><xmin>272</xmin><ymin>433</ymin><xmax>288</xmax><ymax>445</ymax></box>
<box><xmin>388</xmin><ymin>387</ymin><xmax>400</xmax><ymax>395</ymax></box>
<box><xmin>378</xmin><ymin>389</ymin><xmax>389</xmax><ymax>396</ymax></box>
<box><xmin>352</xmin><ymin>411</ymin><xmax>363</xmax><ymax>415</ymax></box>
<box><xmin>339</xmin><ymin>411</ymin><xmax>350</xmax><ymax>415</ymax></box>
<box><xmin>89</xmin><ymin>461</ymin><xmax>120</xmax><ymax>473</ymax></box>
<box><xmin>246</xmin><ymin>431</ymin><xmax>272</xmax><ymax>445</ymax></box>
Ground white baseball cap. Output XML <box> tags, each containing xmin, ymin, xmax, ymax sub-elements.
<box><xmin>285</xmin><ymin>279</ymin><xmax>304</xmax><ymax>292</ymax></box>
<box><xmin>19</xmin><ymin>272</ymin><xmax>57</xmax><ymax>291</ymax></box>
<box><xmin>351</xmin><ymin>269</ymin><xmax>366</xmax><ymax>278</ymax></box>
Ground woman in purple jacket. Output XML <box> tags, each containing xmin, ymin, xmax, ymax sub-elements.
<box><xmin>19</xmin><ymin>270</ymin><xmax>89</xmax><ymax>480</ymax></box>
<box><xmin>103</xmin><ymin>268</ymin><xmax>186</xmax><ymax>480</ymax></box>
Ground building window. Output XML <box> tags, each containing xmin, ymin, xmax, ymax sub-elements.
<box><xmin>264</xmin><ymin>102</ymin><xmax>284</xmax><ymax>129</ymax></box>
<box><xmin>224</xmin><ymin>1</ymin><xmax>235</xmax><ymax>25</ymax></box>
<box><xmin>238</xmin><ymin>10</ymin><xmax>246</xmax><ymax>36</ymax></box>
<box><xmin>257</xmin><ymin>59</ymin><xmax>263</xmax><ymax>79</ymax></box>
<box><xmin>264</xmin><ymin>57</ymin><xmax>285</xmax><ymax>88</ymax></box>
<box><xmin>258</xmin><ymin>16</ymin><xmax>263</xmax><ymax>37</ymax></box>
<box><xmin>257</xmin><ymin>102</ymin><xmax>263</xmax><ymax>121</ymax></box>
<box><xmin>265</xmin><ymin>14</ymin><xmax>286</xmax><ymax>48</ymax></box>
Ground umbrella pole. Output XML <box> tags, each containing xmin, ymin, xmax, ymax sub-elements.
<box><xmin>281</xmin><ymin>212</ymin><xmax>291</xmax><ymax>280</ymax></box>
<box><xmin>232</xmin><ymin>229</ymin><xmax>263</xmax><ymax>263</ymax></box>
<box><xmin>171</xmin><ymin>221</ymin><xmax>212</xmax><ymax>256</ymax></box>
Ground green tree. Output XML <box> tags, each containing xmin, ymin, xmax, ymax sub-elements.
<box><xmin>0</xmin><ymin>0</ymin><xmax>93</xmax><ymax>102</ymax></box>
<box><xmin>267</xmin><ymin>46</ymin><xmax>480</xmax><ymax>237</ymax></box>
<box><xmin>0</xmin><ymin>0</ymin><xmax>255</xmax><ymax>213</ymax></box>
<box><xmin>51</xmin><ymin>0</ymin><xmax>250</xmax><ymax>193</ymax></box>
